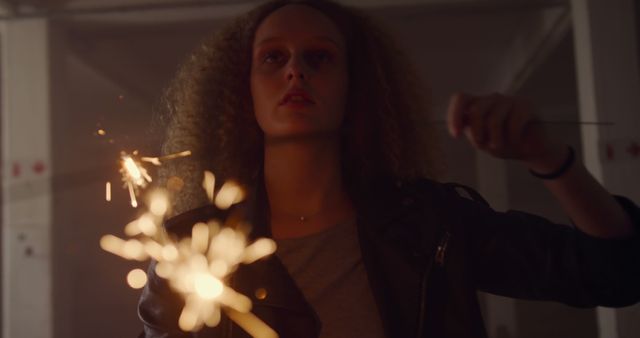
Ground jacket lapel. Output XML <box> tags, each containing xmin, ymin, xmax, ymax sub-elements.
<box><xmin>356</xmin><ymin>179</ymin><xmax>445</xmax><ymax>338</ymax></box>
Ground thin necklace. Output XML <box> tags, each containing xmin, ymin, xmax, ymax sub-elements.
<box><xmin>274</xmin><ymin>203</ymin><xmax>333</xmax><ymax>223</ymax></box>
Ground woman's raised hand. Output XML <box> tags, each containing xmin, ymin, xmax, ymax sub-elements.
<box><xmin>446</xmin><ymin>92</ymin><xmax>565</xmax><ymax>166</ymax></box>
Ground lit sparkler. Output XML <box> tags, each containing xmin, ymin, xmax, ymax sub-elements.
<box><xmin>101</xmin><ymin>174</ymin><xmax>278</xmax><ymax>338</ymax></box>
<box><xmin>116</xmin><ymin>150</ymin><xmax>192</xmax><ymax>208</ymax></box>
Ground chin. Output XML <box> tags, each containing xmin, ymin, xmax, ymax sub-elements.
<box><xmin>265</xmin><ymin>127</ymin><xmax>341</xmax><ymax>143</ymax></box>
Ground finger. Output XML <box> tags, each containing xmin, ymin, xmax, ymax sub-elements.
<box><xmin>507</xmin><ymin>99</ymin><xmax>535</xmax><ymax>147</ymax></box>
<box><xmin>446</xmin><ymin>92</ymin><xmax>471</xmax><ymax>138</ymax></box>
<box><xmin>486</xmin><ymin>98</ymin><xmax>513</xmax><ymax>150</ymax></box>
<box><xmin>466</xmin><ymin>93</ymin><xmax>501</xmax><ymax>146</ymax></box>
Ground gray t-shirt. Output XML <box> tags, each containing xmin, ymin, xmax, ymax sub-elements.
<box><xmin>275</xmin><ymin>219</ymin><xmax>386</xmax><ymax>338</ymax></box>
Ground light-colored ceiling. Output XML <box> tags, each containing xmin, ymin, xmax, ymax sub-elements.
<box><xmin>58</xmin><ymin>0</ymin><xmax>570</xmax><ymax>112</ymax></box>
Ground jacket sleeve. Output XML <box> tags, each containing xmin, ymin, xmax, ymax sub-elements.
<box><xmin>138</xmin><ymin>260</ymin><xmax>193</xmax><ymax>338</ymax></box>
<box><xmin>449</xmin><ymin>184</ymin><xmax>640</xmax><ymax>308</ymax></box>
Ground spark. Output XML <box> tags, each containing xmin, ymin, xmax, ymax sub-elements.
<box><xmin>215</xmin><ymin>181</ymin><xmax>245</xmax><ymax>210</ymax></box>
<box><xmin>203</xmin><ymin>171</ymin><xmax>216</xmax><ymax>203</ymax></box>
<box><xmin>127</xmin><ymin>269</ymin><xmax>148</xmax><ymax>289</ymax></box>
<box><xmin>118</xmin><ymin>150</ymin><xmax>190</xmax><ymax>208</ymax></box>
<box><xmin>120</xmin><ymin>152</ymin><xmax>151</xmax><ymax>207</ymax></box>
<box><xmin>100</xmin><ymin>174</ymin><xmax>278</xmax><ymax>337</ymax></box>
<box><xmin>226</xmin><ymin>308</ymin><xmax>278</xmax><ymax>338</ymax></box>
<box><xmin>106</xmin><ymin>182</ymin><xmax>111</xmax><ymax>201</ymax></box>
<box><xmin>141</xmin><ymin>150</ymin><xmax>192</xmax><ymax>166</ymax></box>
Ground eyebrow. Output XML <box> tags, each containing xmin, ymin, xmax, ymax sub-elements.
<box><xmin>255</xmin><ymin>36</ymin><xmax>342</xmax><ymax>48</ymax></box>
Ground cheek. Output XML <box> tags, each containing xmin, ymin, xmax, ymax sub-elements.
<box><xmin>328</xmin><ymin>71</ymin><xmax>349</xmax><ymax>120</ymax></box>
<box><xmin>250</xmin><ymin>72</ymin><xmax>276</xmax><ymax>131</ymax></box>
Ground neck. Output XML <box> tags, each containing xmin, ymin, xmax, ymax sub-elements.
<box><xmin>263</xmin><ymin>133</ymin><xmax>354</xmax><ymax>239</ymax></box>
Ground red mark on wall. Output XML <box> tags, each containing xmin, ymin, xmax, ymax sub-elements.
<box><xmin>33</xmin><ymin>160</ymin><xmax>46</xmax><ymax>174</ymax></box>
<box><xmin>12</xmin><ymin>162</ymin><xmax>21</xmax><ymax>177</ymax></box>
<box><xmin>627</xmin><ymin>142</ymin><xmax>640</xmax><ymax>158</ymax></box>
<box><xmin>606</xmin><ymin>144</ymin><xmax>615</xmax><ymax>160</ymax></box>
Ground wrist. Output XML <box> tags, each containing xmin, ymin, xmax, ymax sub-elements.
<box><xmin>527</xmin><ymin>145</ymin><xmax>574</xmax><ymax>179</ymax></box>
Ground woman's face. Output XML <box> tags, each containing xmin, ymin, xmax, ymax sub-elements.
<box><xmin>251</xmin><ymin>4</ymin><xmax>349</xmax><ymax>140</ymax></box>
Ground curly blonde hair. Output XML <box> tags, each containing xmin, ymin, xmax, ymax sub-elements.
<box><xmin>159</xmin><ymin>0</ymin><xmax>441</xmax><ymax>214</ymax></box>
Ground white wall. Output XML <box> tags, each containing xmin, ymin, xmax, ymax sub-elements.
<box><xmin>1</xmin><ymin>19</ymin><xmax>53</xmax><ymax>338</ymax></box>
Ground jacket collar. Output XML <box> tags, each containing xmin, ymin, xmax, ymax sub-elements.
<box><xmin>355</xmin><ymin>178</ymin><xmax>446</xmax><ymax>338</ymax></box>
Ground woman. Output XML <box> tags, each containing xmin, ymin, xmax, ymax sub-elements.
<box><xmin>139</xmin><ymin>1</ymin><xmax>640</xmax><ymax>337</ymax></box>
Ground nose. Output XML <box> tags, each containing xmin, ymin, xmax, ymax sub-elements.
<box><xmin>285</xmin><ymin>56</ymin><xmax>306</xmax><ymax>81</ymax></box>
<box><xmin>287</xmin><ymin>70</ymin><xmax>304</xmax><ymax>81</ymax></box>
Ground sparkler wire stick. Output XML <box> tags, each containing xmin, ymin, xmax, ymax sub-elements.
<box><xmin>430</xmin><ymin>120</ymin><xmax>614</xmax><ymax>126</ymax></box>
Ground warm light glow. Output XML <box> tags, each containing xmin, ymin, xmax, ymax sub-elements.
<box><xmin>101</xmin><ymin>167</ymin><xmax>279</xmax><ymax>337</ymax></box>
<box><xmin>203</xmin><ymin>171</ymin><xmax>216</xmax><ymax>203</ymax></box>
<box><xmin>97</xmin><ymin>129</ymin><xmax>106</xmax><ymax>136</ymax></box>
<box><xmin>214</xmin><ymin>181</ymin><xmax>245</xmax><ymax>210</ymax></box>
<box><xmin>155</xmin><ymin>261</ymin><xmax>173</xmax><ymax>278</ymax></box>
<box><xmin>226</xmin><ymin>308</ymin><xmax>279</xmax><ymax>338</ymax></box>
<box><xmin>105</xmin><ymin>182</ymin><xmax>111</xmax><ymax>201</ymax></box>
<box><xmin>209</xmin><ymin>260</ymin><xmax>229</xmax><ymax>277</ymax></box>
<box><xmin>128</xmin><ymin>182</ymin><xmax>138</xmax><ymax>208</ymax></box>
<box><xmin>119</xmin><ymin>152</ymin><xmax>154</xmax><ymax>208</ymax></box>
<box><xmin>192</xmin><ymin>223</ymin><xmax>210</xmax><ymax>253</ymax></box>
<box><xmin>100</xmin><ymin>234</ymin><xmax>125</xmax><ymax>256</ymax></box>
<box><xmin>141</xmin><ymin>150</ymin><xmax>192</xmax><ymax>166</ymax></box>
<box><xmin>243</xmin><ymin>238</ymin><xmax>277</xmax><ymax>264</ymax></box>
<box><xmin>123</xmin><ymin>156</ymin><xmax>143</xmax><ymax>181</ymax></box>
<box><xmin>144</xmin><ymin>241</ymin><xmax>163</xmax><ymax>261</ymax></box>
<box><xmin>162</xmin><ymin>244</ymin><xmax>179</xmax><ymax>261</ymax></box>
<box><xmin>127</xmin><ymin>269</ymin><xmax>148</xmax><ymax>289</ymax></box>
<box><xmin>137</xmin><ymin>214</ymin><xmax>157</xmax><ymax>236</ymax></box>
<box><xmin>179</xmin><ymin>305</ymin><xmax>199</xmax><ymax>332</ymax></box>
<box><xmin>124</xmin><ymin>219</ymin><xmax>141</xmax><ymax>236</ymax></box>
<box><xmin>149</xmin><ymin>190</ymin><xmax>169</xmax><ymax>217</ymax></box>
<box><xmin>194</xmin><ymin>274</ymin><xmax>224</xmax><ymax>300</ymax></box>
<box><xmin>123</xmin><ymin>239</ymin><xmax>146</xmax><ymax>260</ymax></box>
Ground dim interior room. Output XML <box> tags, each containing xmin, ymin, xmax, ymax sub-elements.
<box><xmin>0</xmin><ymin>0</ymin><xmax>639</xmax><ymax>338</ymax></box>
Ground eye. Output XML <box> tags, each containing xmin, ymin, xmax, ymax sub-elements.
<box><xmin>262</xmin><ymin>50</ymin><xmax>286</xmax><ymax>64</ymax></box>
<box><xmin>306</xmin><ymin>50</ymin><xmax>333</xmax><ymax>66</ymax></box>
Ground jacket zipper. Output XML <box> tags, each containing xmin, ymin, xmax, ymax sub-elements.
<box><xmin>416</xmin><ymin>231</ymin><xmax>451</xmax><ymax>338</ymax></box>
<box><xmin>435</xmin><ymin>231</ymin><xmax>451</xmax><ymax>267</ymax></box>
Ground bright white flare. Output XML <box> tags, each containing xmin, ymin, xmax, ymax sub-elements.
<box><xmin>118</xmin><ymin>150</ymin><xmax>190</xmax><ymax>208</ymax></box>
<box><xmin>194</xmin><ymin>274</ymin><xmax>224</xmax><ymax>300</ymax></box>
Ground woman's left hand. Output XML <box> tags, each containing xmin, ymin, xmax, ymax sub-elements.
<box><xmin>446</xmin><ymin>92</ymin><xmax>566</xmax><ymax>167</ymax></box>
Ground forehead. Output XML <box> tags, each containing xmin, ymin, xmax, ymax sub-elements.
<box><xmin>254</xmin><ymin>4</ymin><xmax>344</xmax><ymax>47</ymax></box>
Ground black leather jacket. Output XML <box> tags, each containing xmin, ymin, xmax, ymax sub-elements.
<box><xmin>138</xmin><ymin>178</ymin><xmax>640</xmax><ymax>338</ymax></box>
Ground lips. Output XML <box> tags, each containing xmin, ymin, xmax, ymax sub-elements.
<box><xmin>279</xmin><ymin>89</ymin><xmax>315</xmax><ymax>105</ymax></box>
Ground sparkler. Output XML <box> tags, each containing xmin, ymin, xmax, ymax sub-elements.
<box><xmin>101</xmin><ymin>171</ymin><xmax>278</xmax><ymax>338</ymax></box>
<box><xmin>116</xmin><ymin>150</ymin><xmax>192</xmax><ymax>208</ymax></box>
